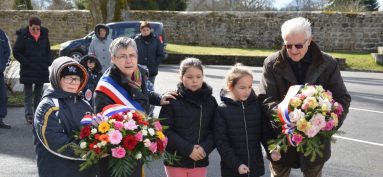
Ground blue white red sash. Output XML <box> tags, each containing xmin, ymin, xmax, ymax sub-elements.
<box><xmin>95</xmin><ymin>75</ymin><xmax>145</xmax><ymax>112</ymax></box>
<box><xmin>277</xmin><ymin>85</ymin><xmax>303</xmax><ymax>146</ymax></box>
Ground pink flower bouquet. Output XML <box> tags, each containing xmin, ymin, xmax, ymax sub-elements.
<box><xmin>60</xmin><ymin>104</ymin><xmax>176</xmax><ymax>177</ymax></box>
<box><xmin>268</xmin><ymin>85</ymin><xmax>344</xmax><ymax>162</ymax></box>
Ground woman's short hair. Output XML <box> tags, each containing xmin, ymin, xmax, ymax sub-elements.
<box><xmin>140</xmin><ymin>21</ymin><xmax>151</xmax><ymax>29</ymax></box>
<box><xmin>281</xmin><ymin>17</ymin><xmax>312</xmax><ymax>40</ymax></box>
<box><xmin>109</xmin><ymin>37</ymin><xmax>137</xmax><ymax>56</ymax></box>
<box><xmin>29</xmin><ymin>16</ymin><xmax>41</xmax><ymax>26</ymax></box>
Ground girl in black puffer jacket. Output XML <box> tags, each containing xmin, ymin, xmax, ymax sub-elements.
<box><xmin>159</xmin><ymin>58</ymin><xmax>217</xmax><ymax>177</ymax></box>
<box><xmin>215</xmin><ymin>64</ymin><xmax>280</xmax><ymax>177</ymax></box>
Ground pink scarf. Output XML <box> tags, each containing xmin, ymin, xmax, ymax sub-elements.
<box><xmin>29</xmin><ymin>29</ymin><xmax>40</xmax><ymax>41</ymax></box>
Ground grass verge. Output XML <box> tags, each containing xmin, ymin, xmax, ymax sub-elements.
<box><xmin>166</xmin><ymin>44</ymin><xmax>383</xmax><ymax>72</ymax></box>
<box><xmin>8</xmin><ymin>92</ymin><xmax>24</xmax><ymax>107</ymax></box>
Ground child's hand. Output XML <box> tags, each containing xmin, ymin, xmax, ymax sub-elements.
<box><xmin>271</xmin><ymin>150</ymin><xmax>281</xmax><ymax>161</ymax></box>
<box><xmin>238</xmin><ymin>164</ymin><xmax>250</xmax><ymax>174</ymax></box>
<box><xmin>194</xmin><ymin>145</ymin><xmax>206</xmax><ymax>158</ymax></box>
<box><xmin>189</xmin><ymin>146</ymin><xmax>204</xmax><ymax>161</ymax></box>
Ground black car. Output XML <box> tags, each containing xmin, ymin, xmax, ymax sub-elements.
<box><xmin>59</xmin><ymin>21</ymin><xmax>166</xmax><ymax>60</ymax></box>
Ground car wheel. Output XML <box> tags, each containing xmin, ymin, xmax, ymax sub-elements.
<box><xmin>69</xmin><ymin>51</ymin><xmax>83</xmax><ymax>61</ymax></box>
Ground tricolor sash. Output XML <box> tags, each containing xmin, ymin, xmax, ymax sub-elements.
<box><xmin>95</xmin><ymin>75</ymin><xmax>145</xmax><ymax>112</ymax></box>
<box><xmin>277</xmin><ymin>85</ymin><xmax>303</xmax><ymax>146</ymax></box>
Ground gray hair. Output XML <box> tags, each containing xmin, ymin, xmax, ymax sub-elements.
<box><xmin>109</xmin><ymin>37</ymin><xmax>137</xmax><ymax>56</ymax></box>
<box><xmin>281</xmin><ymin>17</ymin><xmax>312</xmax><ymax>40</ymax></box>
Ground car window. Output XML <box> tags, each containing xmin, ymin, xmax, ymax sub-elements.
<box><xmin>112</xmin><ymin>27</ymin><xmax>138</xmax><ymax>39</ymax></box>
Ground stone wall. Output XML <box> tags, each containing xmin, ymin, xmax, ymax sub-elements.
<box><xmin>0</xmin><ymin>10</ymin><xmax>93</xmax><ymax>45</ymax></box>
<box><xmin>1</xmin><ymin>10</ymin><xmax>382</xmax><ymax>51</ymax></box>
<box><xmin>128</xmin><ymin>11</ymin><xmax>383</xmax><ymax>52</ymax></box>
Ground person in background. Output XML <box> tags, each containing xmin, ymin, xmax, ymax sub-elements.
<box><xmin>13</xmin><ymin>16</ymin><xmax>52</xmax><ymax>124</ymax></box>
<box><xmin>257</xmin><ymin>17</ymin><xmax>351</xmax><ymax>177</ymax></box>
<box><xmin>159</xmin><ymin>58</ymin><xmax>217</xmax><ymax>177</ymax></box>
<box><xmin>94</xmin><ymin>37</ymin><xmax>177</xmax><ymax>177</ymax></box>
<box><xmin>89</xmin><ymin>24</ymin><xmax>113</xmax><ymax>73</ymax></box>
<box><xmin>134</xmin><ymin>21</ymin><xmax>165</xmax><ymax>86</ymax></box>
<box><xmin>0</xmin><ymin>28</ymin><xmax>11</xmax><ymax>129</ymax></box>
<box><xmin>79</xmin><ymin>55</ymin><xmax>102</xmax><ymax>106</ymax></box>
<box><xmin>33</xmin><ymin>56</ymin><xmax>98</xmax><ymax>177</ymax></box>
<box><xmin>215</xmin><ymin>63</ymin><xmax>280</xmax><ymax>177</ymax></box>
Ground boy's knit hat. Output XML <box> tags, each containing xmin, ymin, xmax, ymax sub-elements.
<box><xmin>60</xmin><ymin>65</ymin><xmax>83</xmax><ymax>79</ymax></box>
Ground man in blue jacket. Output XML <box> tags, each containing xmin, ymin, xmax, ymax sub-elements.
<box><xmin>0</xmin><ymin>28</ymin><xmax>11</xmax><ymax>129</ymax></box>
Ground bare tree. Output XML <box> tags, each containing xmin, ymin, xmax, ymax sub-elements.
<box><xmin>281</xmin><ymin>0</ymin><xmax>328</xmax><ymax>11</ymax></box>
<box><xmin>88</xmin><ymin>0</ymin><xmax>129</xmax><ymax>24</ymax></box>
<box><xmin>47</xmin><ymin>0</ymin><xmax>73</xmax><ymax>10</ymax></box>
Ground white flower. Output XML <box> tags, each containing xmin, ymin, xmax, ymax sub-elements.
<box><xmin>80</xmin><ymin>142</ymin><xmax>87</xmax><ymax>149</ymax></box>
<box><xmin>101</xmin><ymin>141</ymin><xmax>107</xmax><ymax>146</ymax></box>
<box><xmin>310</xmin><ymin>113</ymin><xmax>326</xmax><ymax>129</ymax></box>
<box><xmin>148</xmin><ymin>128</ymin><xmax>155</xmax><ymax>136</ymax></box>
<box><xmin>127</xmin><ymin>112</ymin><xmax>133</xmax><ymax>119</ymax></box>
<box><xmin>82</xmin><ymin>154</ymin><xmax>87</xmax><ymax>159</ymax></box>
<box><xmin>142</xmin><ymin>125</ymin><xmax>148</xmax><ymax>130</ymax></box>
<box><xmin>109</xmin><ymin>119</ymin><xmax>116</xmax><ymax>124</ymax></box>
<box><xmin>97</xmin><ymin>142</ymin><xmax>103</xmax><ymax>147</ymax></box>
<box><xmin>288</xmin><ymin>109</ymin><xmax>305</xmax><ymax>123</ymax></box>
<box><xmin>319</xmin><ymin>97</ymin><xmax>332</xmax><ymax>112</ymax></box>
<box><xmin>91</xmin><ymin>128</ymin><xmax>97</xmax><ymax>134</ymax></box>
<box><xmin>135</xmin><ymin>152</ymin><xmax>142</xmax><ymax>159</ymax></box>
<box><xmin>302</xmin><ymin>86</ymin><xmax>317</xmax><ymax>97</ymax></box>
<box><xmin>142</xmin><ymin>130</ymin><xmax>148</xmax><ymax>136</ymax></box>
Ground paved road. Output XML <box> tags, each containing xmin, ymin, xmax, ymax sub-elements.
<box><xmin>1</xmin><ymin>65</ymin><xmax>382</xmax><ymax>177</ymax></box>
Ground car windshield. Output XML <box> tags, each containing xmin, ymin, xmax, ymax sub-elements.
<box><xmin>85</xmin><ymin>23</ymin><xmax>163</xmax><ymax>40</ymax></box>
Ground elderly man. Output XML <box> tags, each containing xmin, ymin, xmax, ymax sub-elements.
<box><xmin>257</xmin><ymin>17</ymin><xmax>351</xmax><ymax>177</ymax></box>
<box><xmin>94</xmin><ymin>37</ymin><xmax>176</xmax><ymax>177</ymax></box>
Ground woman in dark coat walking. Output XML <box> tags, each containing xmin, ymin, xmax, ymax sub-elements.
<box><xmin>13</xmin><ymin>16</ymin><xmax>52</xmax><ymax>124</ymax></box>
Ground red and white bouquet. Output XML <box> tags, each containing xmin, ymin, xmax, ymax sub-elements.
<box><xmin>60</xmin><ymin>104</ymin><xmax>175</xmax><ymax>177</ymax></box>
<box><xmin>268</xmin><ymin>85</ymin><xmax>344</xmax><ymax>162</ymax></box>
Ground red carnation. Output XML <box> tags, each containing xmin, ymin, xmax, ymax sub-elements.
<box><xmin>89</xmin><ymin>141</ymin><xmax>97</xmax><ymax>150</ymax></box>
<box><xmin>94</xmin><ymin>147</ymin><xmax>101</xmax><ymax>154</ymax></box>
<box><xmin>79</xmin><ymin>126</ymin><xmax>91</xmax><ymax>139</ymax></box>
<box><xmin>110</xmin><ymin>113</ymin><xmax>123</xmax><ymax>122</ymax></box>
<box><xmin>156</xmin><ymin>139</ymin><xmax>165</xmax><ymax>152</ymax></box>
<box><xmin>122</xmin><ymin>135</ymin><xmax>138</xmax><ymax>151</ymax></box>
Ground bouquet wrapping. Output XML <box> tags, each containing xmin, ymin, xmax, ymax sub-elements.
<box><xmin>60</xmin><ymin>104</ymin><xmax>176</xmax><ymax>177</ymax></box>
<box><xmin>268</xmin><ymin>85</ymin><xmax>344</xmax><ymax>162</ymax></box>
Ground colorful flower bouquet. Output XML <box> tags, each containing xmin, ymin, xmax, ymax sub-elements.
<box><xmin>268</xmin><ymin>85</ymin><xmax>344</xmax><ymax>162</ymax></box>
<box><xmin>59</xmin><ymin>104</ymin><xmax>177</xmax><ymax>177</ymax></box>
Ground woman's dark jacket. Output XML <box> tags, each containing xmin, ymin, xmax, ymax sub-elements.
<box><xmin>159</xmin><ymin>82</ymin><xmax>217</xmax><ymax>168</ymax></box>
<box><xmin>134</xmin><ymin>33</ymin><xmax>164</xmax><ymax>76</ymax></box>
<box><xmin>33</xmin><ymin>57</ymin><xmax>97</xmax><ymax>177</ymax></box>
<box><xmin>257</xmin><ymin>41</ymin><xmax>351</xmax><ymax>169</ymax></box>
<box><xmin>94</xmin><ymin>64</ymin><xmax>162</xmax><ymax>177</ymax></box>
<box><xmin>215</xmin><ymin>90</ymin><xmax>274</xmax><ymax>177</ymax></box>
<box><xmin>13</xmin><ymin>26</ymin><xmax>52</xmax><ymax>84</ymax></box>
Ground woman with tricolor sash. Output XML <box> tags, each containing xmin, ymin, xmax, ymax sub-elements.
<box><xmin>94</xmin><ymin>37</ymin><xmax>177</xmax><ymax>177</ymax></box>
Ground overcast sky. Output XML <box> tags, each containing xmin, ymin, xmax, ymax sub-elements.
<box><xmin>273</xmin><ymin>0</ymin><xmax>383</xmax><ymax>10</ymax></box>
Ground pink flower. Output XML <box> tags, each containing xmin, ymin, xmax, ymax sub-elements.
<box><xmin>149</xmin><ymin>142</ymin><xmax>157</xmax><ymax>153</ymax></box>
<box><xmin>108</xmin><ymin>130</ymin><xmax>123</xmax><ymax>145</ymax></box>
<box><xmin>143</xmin><ymin>139</ymin><xmax>151</xmax><ymax>147</ymax></box>
<box><xmin>310</xmin><ymin>113</ymin><xmax>326</xmax><ymax>129</ymax></box>
<box><xmin>296</xmin><ymin>93</ymin><xmax>306</xmax><ymax>100</ymax></box>
<box><xmin>153</xmin><ymin>121</ymin><xmax>163</xmax><ymax>131</ymax></box>
<box><xmin>292</xmin><ymin>134</ymin><xmax>303</xmax><ymax>145</ymax></box>
<box><xmin>114</xmin><ymin>121</ymin><xmax>124</xmax><ymax>131</ymax></box>
<box><xmin>305</xmin><ymin>126</ymin><xmax>320</xmax><ymax>138</ymax></box>
<box><xmin>124</xmin><ymin>119</ymin><xmax>138</xmax><ymax>130</ymax></box>
<box><xmin>301</xmin><ymin>103</ymin><xmax>309</xmax><ymax>110</ymax></box>
<box><xmin>322</xmin><ymin>119</ymin><xmax>335</xmax><ymax>131</ymax></box>
<box><xmin>333</xmin><ymin>102</ymin><xmax>344</xmax><ymax>117</ymax></box>
<box><xmin>111</xmin><ymin>146</ymin><xmax>126</xmax><ymax>158</ymax></box>
<box><xmin>162</xmin><ymin>137</ymin><xmax>168</xmax><ymax>148</ymax></box>
<box><xmin>135</xmin><ymin>132</ymin><xmax>143</xmax><ymax>141</ymax></box>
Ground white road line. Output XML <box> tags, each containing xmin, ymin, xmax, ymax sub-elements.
<box><xmin>350</xmin><ymin>107</ymin><xmax>383</xmax><ymax>114</ymax></box>
<box><xmin>334</xmin><ymin>135</ymin><xmax>383</xmax><ymax>147</ymax></box>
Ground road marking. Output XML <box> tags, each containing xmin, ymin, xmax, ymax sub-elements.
<box><xmin>334</xmin><ymin>135</ymin><xmax>383</xmax><ymax>147</ymax></box>
<box><xmin>350</xmin><ymin>107</ymin><xmax>383</xmax><ymax>114</ymax></box>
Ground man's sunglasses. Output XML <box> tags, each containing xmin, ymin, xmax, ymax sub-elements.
<box><xmin>284</xmin><ymin>40</ymin><xmax>308</xmax><ymax>49</ymax></box>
